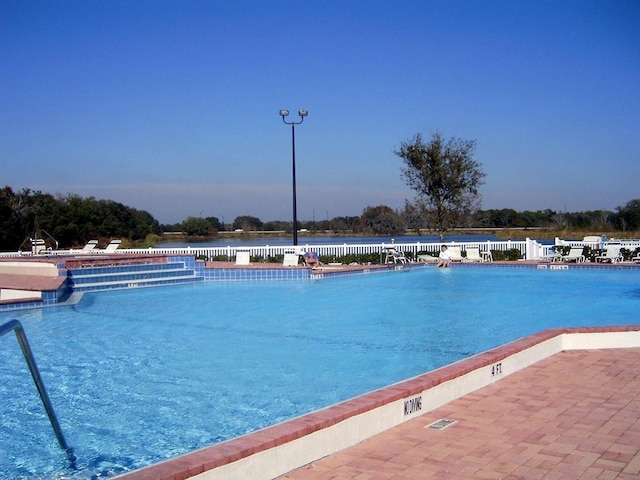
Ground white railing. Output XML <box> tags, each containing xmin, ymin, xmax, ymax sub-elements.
<box><xmin>3</xmin><ymin>237</ymin><xmax>635</xmax><ymax>262</ymax></box>
<box><xmin>0</xmin><ymin>238</ymin><xmax>585</xmax><ymax>262</ymax></box>
<box><xmin>90</xmin><ymin>239</ymin><xmax>539</xmax><ymax>261</ymax></box>
<box><xmin>556</xmin><ymin>237</ymin><xmax>640</xmax><ymax>250</ymax></box>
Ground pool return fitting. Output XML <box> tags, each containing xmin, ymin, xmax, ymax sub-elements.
<box><xmin>0</xmin><ymin>319</ymin><xmax>76</xmax><ymax>470</ymax></box>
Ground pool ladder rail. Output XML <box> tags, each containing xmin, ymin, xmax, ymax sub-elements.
<box><xmin>0</xmin><ymin>319</ymin><xmax>77</xmax><ymax>470</ymax></box>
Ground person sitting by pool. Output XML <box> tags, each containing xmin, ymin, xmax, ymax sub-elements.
<box><xmin>303</xmin><ymin>251</ymin><xmax>320</xmax><ymax>268</ymax></box>
<box><xmin>437</xmin><ymin>245</ymin><xmax>451</xmax><ymax>268</ymax></box>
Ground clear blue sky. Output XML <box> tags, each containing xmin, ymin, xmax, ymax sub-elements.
<box><xmin>2</xmin><ymin>0</ymin><xmax>639</xmax><ymax>224</ymax></box>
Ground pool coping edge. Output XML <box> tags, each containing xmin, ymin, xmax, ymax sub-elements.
<box><xmin>112</xmin><ymin>325</ymin><xmax>640</xmax><ymax>480</ymax></box>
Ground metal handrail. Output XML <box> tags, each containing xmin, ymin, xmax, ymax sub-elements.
<box><xmin>0</xmin><ymin>319</ymin><xmax>76</xmax><ymax>469</ymax></box>
<box><xmin>40</xmin><ymin>229</ymin><xmax>59</xmax><ymax>251</ymax></box>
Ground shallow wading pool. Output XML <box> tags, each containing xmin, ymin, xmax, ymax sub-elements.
<box><xmin>1</xmin><ymin>266</ymin><xmax>639</xmax><ymax>479</ymax></box>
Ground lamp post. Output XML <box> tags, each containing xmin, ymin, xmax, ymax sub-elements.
<box><xmin>279</xmin><ymin>109</ymin><xmax>308</xmax><ymax>246</ymax></box>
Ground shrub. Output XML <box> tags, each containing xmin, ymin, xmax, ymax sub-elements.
<box><xmin>491</xmin><ymin>248</ymin><xmax>522</xmax><ymax>261</ymax></box>
<box><xmin>505</xmin><ymin>248</ymin><xmax>523</xmax><ymax>261</ymax></box>
<box><xmin>333</xmin><ymin>253</ymin><xmax>380</xmax><ymax>265</ymax></box>
<box><xmin>417</xmin><ymin>249</ymin><xmax>440</xmax><ymax>258</ymax></box>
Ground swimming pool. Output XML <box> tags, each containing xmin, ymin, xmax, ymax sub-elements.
<box><xmin>1</xmin><ymin>265</ymin><xmax>638</xmax><ymax>479</ymax></box>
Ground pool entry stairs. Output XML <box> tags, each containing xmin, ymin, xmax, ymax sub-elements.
<box><xmin>66</xmin><ymin>256</ymin><xmax>203</xmax><ymax>293</ymax></box>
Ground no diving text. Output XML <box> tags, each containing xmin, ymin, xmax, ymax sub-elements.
<box><xmin>404</xmin><ymin>396</ymin><xmax>422</xmax><ymax>416</ymax></box>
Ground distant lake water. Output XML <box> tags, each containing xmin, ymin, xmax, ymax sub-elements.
<box><xmin>156</xmin><ymin>233</ymin><xmax>551</xmax><ymax>248</ymax></box>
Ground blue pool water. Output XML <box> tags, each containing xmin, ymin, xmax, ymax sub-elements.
<box><xmin>1</xmin><ymin>266</ymin><xmax>638</xmax><ymax>479</ymax></box>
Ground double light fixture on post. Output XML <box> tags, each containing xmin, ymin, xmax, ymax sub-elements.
<box><xmin>279</xmin><ymin>109</ymin><xmax>308</xmax><ymax>246</ymax></box>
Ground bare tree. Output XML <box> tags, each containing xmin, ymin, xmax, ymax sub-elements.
<box><xmin>396</xmin><ymin>132</ymin><xmax>486</xmax><ymax>240</ymax></box>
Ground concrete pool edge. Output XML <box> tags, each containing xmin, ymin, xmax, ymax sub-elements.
<box><xmin>113</xmin><ymin>325</ymin><xmax>640</xmax><ymax>480</ymax></box>
<box><xmin>2</xmin><ymin>255</ymin><xmax>640</xmax><ymax>313</ymax></box>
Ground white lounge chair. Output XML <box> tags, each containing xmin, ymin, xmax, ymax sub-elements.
<box><xmin>384</xmin><ymin>247</ymin><xmax>407</xmax><ymax>264</ymax></box>
<box><xmin>542</xmin><ymin>247</ymin><xmax>562</xmax><ymax>262</ymax></box>
<box><xmin>447</xmin><ymin>246</ymin><xmax>464</xmax><ymax>262</ymax></box>
<box><xmin>463</xmin><ymin>247</ymin><xmax>483</xmax><ymax>262</ymax></box>
<box><xmin>561</xmin><ymin>246</ymin><xmax>585</xmax><ymax>263</ymax></box>
<box><xmin>633</xmin><ymin>252</ymin><xmax>640</xmax><ymax>263</ymax></box>
<box><xmin>80</xmin><ymin>240</ymin><xmax>99</xmax><ymax>253</ymax></box>
<box><xmin>104</xmin><ymin>240</ymin><xmax>121</xmax><ymax>253</ymax></box>
<box><xmin>283</xmin><ymin>253</ymin><xmax>300</xmax><ymax>267</ymax></box>
<box><xmin>595</xmin><ymin>246</ymin><xmax>623</xmax><ymax>263</ymax></box>
<box><xmin>235</xmin><ymin>250</ymin><xmax>251</xmax><ymax>265</ymax></box>
<box><xmin>416</xmin><ymin>253</ymin><xmax>438</xmax><ymax>263</ymax></box>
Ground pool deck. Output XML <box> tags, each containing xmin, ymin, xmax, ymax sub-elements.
<box><xmin>112</xmin><ymin>327</ymin><xmax>640</xmax><ymax>480</ymax></box>
<box><xmin>279</xmin><ymin>346</ymin><xmax>640</xmax><ymax>480</ymax></box>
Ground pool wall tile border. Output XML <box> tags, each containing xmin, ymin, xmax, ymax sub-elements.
<box><xmin>200</xmin><ymin>264</ymin><xmax>407</xmax><ymax>282</ymax></box>
<box><xmin>203</xmin><ymin>267</ymin><xmax>311</xmax><ymax>282</ymax></box>
<box><xmin>113</xmin><ymin>325</ymin><xmax>640</xmax><ymax>480</ymax></box>
<box><xmin>2</xmin><ymin>259</ymin><xmax>639</xmax><ymax>312</ymax></box>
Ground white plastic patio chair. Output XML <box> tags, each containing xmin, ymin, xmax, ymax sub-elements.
<box><xmin>561</xmin><ymin>246</ymin><xmax>585</xmax><ymax>263</ymax></box>
<box><xmin>282</xmin><ymin>253</ymin><xmax>300</xmax><ymax>267</ymax></box>
<box><xmin>80</xmin><ymin>240</ymin><xmax>99</xmax><ymax>253</ymax></box>
<box><xmin>542</xmin><ymin>247</ymin><xmax>562</xmax><ymax>262</ymax></box>
<box><xmin>595</xmin><ymin>246</ymin><xmax>623</xmax><ymax>263</ymax></box>
<box><xmin>447</xmin><ymin>246</ymin><xmax>464</xmax><ymax>262</ymax></box>
<box><xmin>235</xmin><ymin>250</ymin><xmax>251</xmax><ymax>265</ymax></box>
<box><xmin>384</xmin><ymin>247</ymin><xmax>407</xmax><ymax>264</ymax></box>
<box><xmin>463</xmin><ymin>247</ymin><xmax>483</xmax><ymax>262</ymax></box>
<box><xmin>104</xmin><ymin>240</ymin><xmax>121</xmax><ymax>253</ymax></box>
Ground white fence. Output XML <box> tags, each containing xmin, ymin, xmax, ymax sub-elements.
<box><xmin>555</xmin><ymin>236</ymin><xmax>640</xmax><ymax>251</ymax></box>
<box><xmin>0</xmin><ymin>238</ymin><xmax>564</xmax><ymax>261</ymax></box>
<box><xmin>40</xmin><ymin>238</ymin><xmax>548</xmax><ymax>261</ymax></box>
<box><xmin>4</xmin><ymin>237</ymin><xmax>638</xmax><ymax>262</ymax></box>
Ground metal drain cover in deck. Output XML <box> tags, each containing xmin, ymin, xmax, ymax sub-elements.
<box><xmin>426</xmin><ymin>419</ymin><xmax>456</xmax><ymax>430</ymax></box>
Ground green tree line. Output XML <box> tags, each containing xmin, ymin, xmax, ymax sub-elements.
<box><xmin>1</xmin><ymin>185</ymin><xmax>639</xmax><ymax>251</ymax></box>
<box><xmin>170</xmin><ymin>202</ymin><xmax>640</xmax><ymax>237</ymax></box>
<box><xmin>0</xmin><ymin>186</ymin><xmax>161</xmax><ymax>250</ymax></box>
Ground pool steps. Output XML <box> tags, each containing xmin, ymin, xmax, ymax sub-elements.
<box><xmin>67</xmin><ymin>261</ymin><xmax>202</xmax><ymax>292</ymax></box>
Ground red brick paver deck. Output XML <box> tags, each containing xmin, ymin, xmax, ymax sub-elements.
<box><xmin>280</xmin><ymin>348</ymin><xmax>640</xmax><ymax>480</ymax></box>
